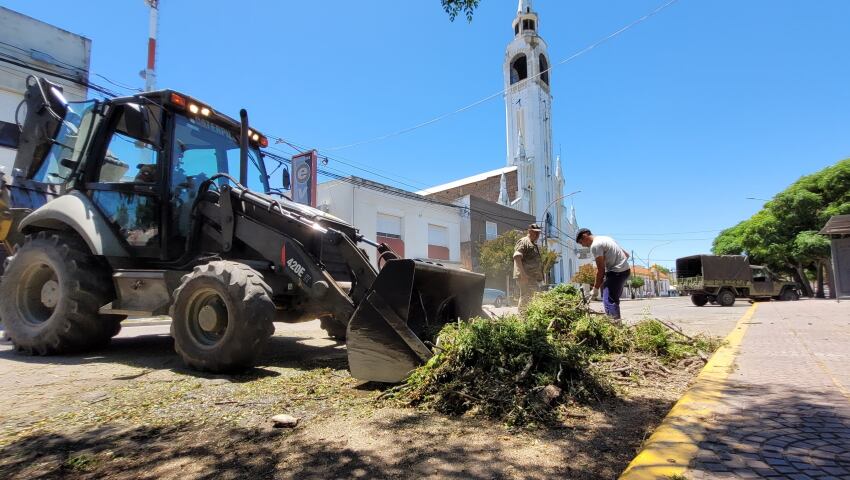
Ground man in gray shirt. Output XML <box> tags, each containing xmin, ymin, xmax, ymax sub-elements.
<box><xmin>576</xmin><ymin>228</ymin><xmax>630</xmax><ymax>320</ymax></box>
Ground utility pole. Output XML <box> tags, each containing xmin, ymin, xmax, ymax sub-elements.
<box><xmin>631</xmin><ymin>249</ymin><xmax>636</xmax><ymax>299</ymax></box>
<box><xmin>143</xmin><ymin>0</ymin><xmax>159</xmax><ymax>91</ymax></box>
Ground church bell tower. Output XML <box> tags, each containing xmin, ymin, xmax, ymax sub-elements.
<box><xmin>504</xmin><ymin>0</ymin><xmax>555</xmax><ymax>223</ymax></box>
<box><xmin>505</xmin><ymin>1</ymin><xmax>572</xmax><ymax>282</ymax></box>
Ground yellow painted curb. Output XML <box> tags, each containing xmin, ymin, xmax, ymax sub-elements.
<box><xmin>619</xmin><ymin>303</ymin><xmax>759</xmax><ymax>480</ymax></box>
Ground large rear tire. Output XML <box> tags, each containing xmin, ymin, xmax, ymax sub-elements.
<box><xmin>717</xmin><ymin>289</ymin><xmax>736</xmax><ymax>307</ymax></box>
<box><xmin>691</xmin><ymin>294</ymin><xmax>708</xmax><ymax>307</ymax></box>
<box><xmin>0</xmin><ymin>232</ymin><xmax>122</xmax><ymax>354</ymax></box>
<box><xmin>170</xmin><ymin>261</ymin><xmax>275</xmax><ymax>372</ymax></box>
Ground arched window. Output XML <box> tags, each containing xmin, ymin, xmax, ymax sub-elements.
<box><xmin>510</xmin><ymin>55</ymin><xmax>527</xmax><ymax>85</ymax></box>
<box><xmin>539</xmin><ymin>54</ymin><xmax>549</xmax><ymax>85</ymax></box>
<box><xmin>514</xmin><ymin>23</ymin><xmax>519</xmax><ymax>36</ymax></box>
<box><xmin>522</xmin><ymin>19</ymin><xmax>535</xmax><ymax>31</ymax></box>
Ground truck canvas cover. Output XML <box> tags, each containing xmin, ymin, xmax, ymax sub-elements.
<box><xmin>676</xmin><ymin>255</ymin><xmax>751</xmax><ymax>282</ymax></box>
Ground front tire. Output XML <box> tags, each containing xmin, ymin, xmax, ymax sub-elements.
<box><xmin>717</xmin><ymin>289</ymin><xmax>736</xmax><ymax>307</ymax></box>
<box><xmin>0</xmin><ymin>232</ymin><xmax>122</xmax><ymax>354</ymax></box>
<box><xmin>494</xmin><ymin>296</ymin><xmax>503</xmax><ymax>308</ymax></box>
<box><xmin>170</xmin><ymin>261</ymin><xmax>275</xmax><ymax>372</ymax></box>
<box><xmin>691</xmin><ymin>294</ymin><xmax>708</xmax><ymax>307</ymax></box>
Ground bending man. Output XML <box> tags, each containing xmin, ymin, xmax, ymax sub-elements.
<box><xmin>576</xmin><ymin>228</ymin><xmax>630</xmax><ymax>320</ymax></box>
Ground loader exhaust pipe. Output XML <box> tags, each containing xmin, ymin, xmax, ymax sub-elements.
<box><xmin>239</xmin><ymin>109</ymin><xmax>249</xmax><ymax>186</ymax></box>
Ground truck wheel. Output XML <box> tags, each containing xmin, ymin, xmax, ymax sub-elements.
<box><xmin>691</xmin><ymin>294</ymin><xmax>708</xmax><ymax>307</ymax></box>
<box><xmin>320</xmin><ymin>316</ymin><xmax>347</xmax><ymax>341</ymax></box>
<box><xmin>780</xmin><ymin>289</ymin><xmax>799</xmax><ymax>301</ymax></box>
<box><xmin>170</xmin><ymin>261</ymin><xmax>275</xmax><ymax>372</ymax></box>
<box><xmin>0</xmin><ymin>232</ymin><xmax>123</xmax><ymax>354</ymax></box>
<box><xmin>717</xmin><ymin>289</ymin><xmax>736</xmax><ymax>307</ymax></box>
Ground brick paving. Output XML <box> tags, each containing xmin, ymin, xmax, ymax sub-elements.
<box><xmin>688</xmin><ymin>300</ymin><xmax>850</xmax><ymax>479</ymax></box>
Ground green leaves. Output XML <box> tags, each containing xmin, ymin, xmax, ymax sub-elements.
<box><xmin>711</xmin><ymin>158</ymin><xmax>850</xmax><ymax>272</ymax></box>
<box><xmin>441</xmin><ymin>0</ymin><xmax>481</xmax><ymax>22</ymax></box>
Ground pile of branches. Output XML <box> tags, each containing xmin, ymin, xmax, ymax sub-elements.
<box><xmin>390</xmin><ymin>285</ymin><xmax>720</xmax><ymax>427</ymax></box>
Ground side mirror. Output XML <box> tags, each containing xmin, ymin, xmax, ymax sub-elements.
<box><xmin>122</xmin><ymin>103</ymin><xmax>150</xmax><ymax>141</ymax></box>
<box><xmin>281</xmin><ymin>166</ymin><xmax>291</xmax><ymax>190</ymax></box>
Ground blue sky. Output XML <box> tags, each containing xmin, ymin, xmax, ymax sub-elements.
<box><xmin>5</xmin><ymin>0</ymin><xmax>849</xmax><ymax>268</ymax></box>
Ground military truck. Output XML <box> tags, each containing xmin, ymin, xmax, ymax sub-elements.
<box><xmin>676</xmin><ymin>255</ymin><xmax>801</xmax><ymax>307</ymax></box>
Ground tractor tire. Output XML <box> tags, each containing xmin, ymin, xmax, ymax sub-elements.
<box><xmin>170</xmin><ymin>261</ymin><xmax>275</xmax><ymax>372</ymax></box>
<box><xmin>717</xmin><ymin>289</ymin><xmax>736</xmax><ymax>307</ymax></box>
<box><xmin>494</xmin><ymin>296</ymin><xmax>503</xmax><ymax>308</ymax></box>
<box><xmin>320</xmin><ymin>316</ymin><xmax>347</xmax><ymax>341</ymax></box>
<box><xmin>780</xmin><ymin>289</ymin><xmax>799</xmax><ymax>301</ymax></box>
<box><xmin>0</xmin><ymin>232</ymin><xmax>123</xmax><ymax>354</ymax></box>
<box><xmin>691</xmin><ymin>294</ymin><xmax>708</xmax><ymax>307</ymax></box>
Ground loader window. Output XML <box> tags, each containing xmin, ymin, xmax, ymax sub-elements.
<box><xmin>169</xmin><ymin>115</ymin><xmax>269</xmax><ymax>244</ymax></box>
<box><xmin>99</xmin><ymin>132</ymin><xmax>158</xmax><ymax>183</ymax></box>
<box><xmin>33</xmin><ymin>101</ymin><xmax>97</xmax><ymax>184</ymax></box>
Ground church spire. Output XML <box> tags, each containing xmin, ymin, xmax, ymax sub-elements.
<box><xmin>517</xmin><ymin>0</ymin><xmax>533</xmax><ymax>15</ymax></box>
<box><xmin>499</xmin><ymin>173</ymin><xmax>509</xmax><ymax>205</ymax></box>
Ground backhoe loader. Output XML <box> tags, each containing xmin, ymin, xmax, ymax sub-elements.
<box><xmin>0</xmin><ymin>76</ymin><xmax>483</xmax><ymax>383</ymax></box>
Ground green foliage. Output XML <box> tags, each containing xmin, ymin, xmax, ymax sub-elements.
<box><xmin>394</xmin><ymin>285</ymin><xmax>720</xmax><ymax>427</ymax></box>
<box><xmin>479</xmin><ymin>230</ymin><xmax>559</xmax><ymax>282</ymax></box>
<box><xmin>628</xmin><ymin>276</ymin><xmax>645</xmax><ymax>289</ymax></box>
<box><xmin>711</xmin><ymin>158</ymin><xmax>850</xmax><ymax>275</ymax></box>
<box><xmin>478</xmin><ymin>230</ymin><xmax>523</xmax><ymax>281</ymax></box>
<box><xmin>651</xmin><ymin>264</ymin><xmax>671</xmax><ymax>275</ymax></box>
<box><xmin>571</xmin><ymin>263</ymin><xmax>597</xmax><ymax>284</ymax></box>
<box><xmin>441</xmin><ymin>0</ymin><xmax>481</xmax><ymax>22</ymax></box>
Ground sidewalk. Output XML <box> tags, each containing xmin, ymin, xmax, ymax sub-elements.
<box><xmin>622</xmin><ymin>299</ymin><xmax>850</xmax><ymax>479</ymax></box>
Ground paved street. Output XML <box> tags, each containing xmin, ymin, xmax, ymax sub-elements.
<box><xmin>687</xmin><ymin>299</ymin><xmax>850</xmax><ymax>479</ymax></box>
<box><xmin>622</xmin><ymin>298</ymin><xmax>850</xmax><ymax>479</ymax></box>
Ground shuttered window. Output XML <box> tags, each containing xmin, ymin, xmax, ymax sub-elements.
<box><xmin>376</xmin><ymin>213</ymin><xmax>402</xmax><ymax>239</ymax></box>
<box><xmin>428</xmin><ymin>224</ymin><xmax>450</xmax><ymax>260</ymax></box>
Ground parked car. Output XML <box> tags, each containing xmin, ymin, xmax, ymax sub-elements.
<box><xmin>483</xmin><ymin>288</ymin><xmax>508</xmax><ymax>307</ymax></box>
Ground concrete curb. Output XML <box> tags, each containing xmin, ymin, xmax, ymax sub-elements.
<box><xmin>618</xmin><ymin>303</ymin><xmax>759</xmax><ymax>480</ymax></box>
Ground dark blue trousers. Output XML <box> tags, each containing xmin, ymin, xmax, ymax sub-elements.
<box><xmin>602</xmin><ymin>270</ymin><xmax>631</xmax><ymax>319</ymax></box>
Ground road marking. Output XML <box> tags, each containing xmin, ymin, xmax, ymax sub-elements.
<box><xmin>619</xmin><ymin>303</ymin><xmax>758</xmax><ymax>480</ymax></box>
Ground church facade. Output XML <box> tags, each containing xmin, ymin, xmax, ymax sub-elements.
<box><xmin>422</xmin><ymin>0</ymin><xmax>582</xmax><ymax>284</ymax></box>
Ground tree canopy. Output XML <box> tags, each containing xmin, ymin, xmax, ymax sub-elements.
<box><xmin>478</xmin><ymin>230</ymin><xmax>559</xmax><ymax>283</ymax></box>
<box><xmin>712</xmin><ymin>158</ymin><xmax>849</xmax><ymax>295</ymax></box>
<box><xmin>441</xmin><ymin>0</ymin><xmax>481</xmax><ymax>22</ymax></box>
<box><xmin>571</xmin><ymin>263</ymin><xmax>597</xmax><ymax>285</ymax></box>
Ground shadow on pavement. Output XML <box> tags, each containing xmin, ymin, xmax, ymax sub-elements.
<box><xmin>0</xmin><ymin>328</ymin><xmax>348</xmax><ymax>379</ymax></box>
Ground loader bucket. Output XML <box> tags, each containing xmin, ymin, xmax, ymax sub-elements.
<box><xmin>346</xmin><ymin>258</ymin><xmax>485</xmax><ymax>383</ymax></box>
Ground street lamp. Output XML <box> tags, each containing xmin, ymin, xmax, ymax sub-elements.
<box><xmin>646</xmin><ymin>241</ymin><xmax>672</xmax><ymax>297</ymax></box>
<box><xmin>540</xmin><ymin>190</ymin><xmax>582</xmax><ymax>233</ymax></box>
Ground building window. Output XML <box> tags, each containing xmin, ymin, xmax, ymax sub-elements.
<box><xmin>539</xmin><ymin>54</ymin><xmax>549</xmax><ymax>85</ymax></box>
<box><xmin>485</xmin><ymin>221</ymin><xmax>498</xmax><ymax>240</ymax></box>
<box><xmin>522</xmin><ymin>19</ymin><xmax>535</xmax><ymax>31</ymax></box>
<box><xmin>510</xmin><ymin>54</ymin><xmax>528</xmax><ymax>85</ymax></box>
<box><xmin>427</xmin><ymin>224</ymin><xmax>450</xmax><ymax>261</ymax></box>
<box><xmin>514</xmin><ymin>23</ymin><xmax>519</xmax><ymax>36</ymax></box>
<box><xmin>376</xmin><ymin>213</ymin><xmax>404</xmax><ymax>257</ymax></box>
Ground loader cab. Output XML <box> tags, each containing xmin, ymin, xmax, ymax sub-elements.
<box><xmin>83</xmin><ymin>91</ymin><xmax>271</xmax><ymax>261</ymax></box>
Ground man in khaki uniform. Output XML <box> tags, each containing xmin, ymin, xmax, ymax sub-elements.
<box><xmin>513</xmin><ymin>223</ymin><xmax>544</xmax><ymax>309</ymax></box>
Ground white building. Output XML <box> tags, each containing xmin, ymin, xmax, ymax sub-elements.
<box><xmin>0</xmin><ymin>7</ymin><xmax>91</xmax><ymax>172</ymax></box>
<box><xmin>317</xmin><ymin>177</ymin><xmax>463</xmax><ymax>269</ymax></box>
<box><xmin>504</xmin><ymin>0</ymin><xmax>579</xmax><ymax>284</ymax></box>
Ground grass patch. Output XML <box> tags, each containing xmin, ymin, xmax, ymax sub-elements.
<box><xmin>391</xmin><ymin>285</ymin><xmax>720</xmax><ymax>427</ymax></box>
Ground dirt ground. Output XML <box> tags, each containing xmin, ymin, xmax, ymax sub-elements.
<box><xmin>0</xmin><ymin>298</ymin><xmax>743</xmax><ymax>479</ymax></box>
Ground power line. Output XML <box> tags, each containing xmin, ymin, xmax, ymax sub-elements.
<box><xmin>322</xmin><ymin>0</ymin><xmax>681</xmax><ymax>151</ymax></box>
